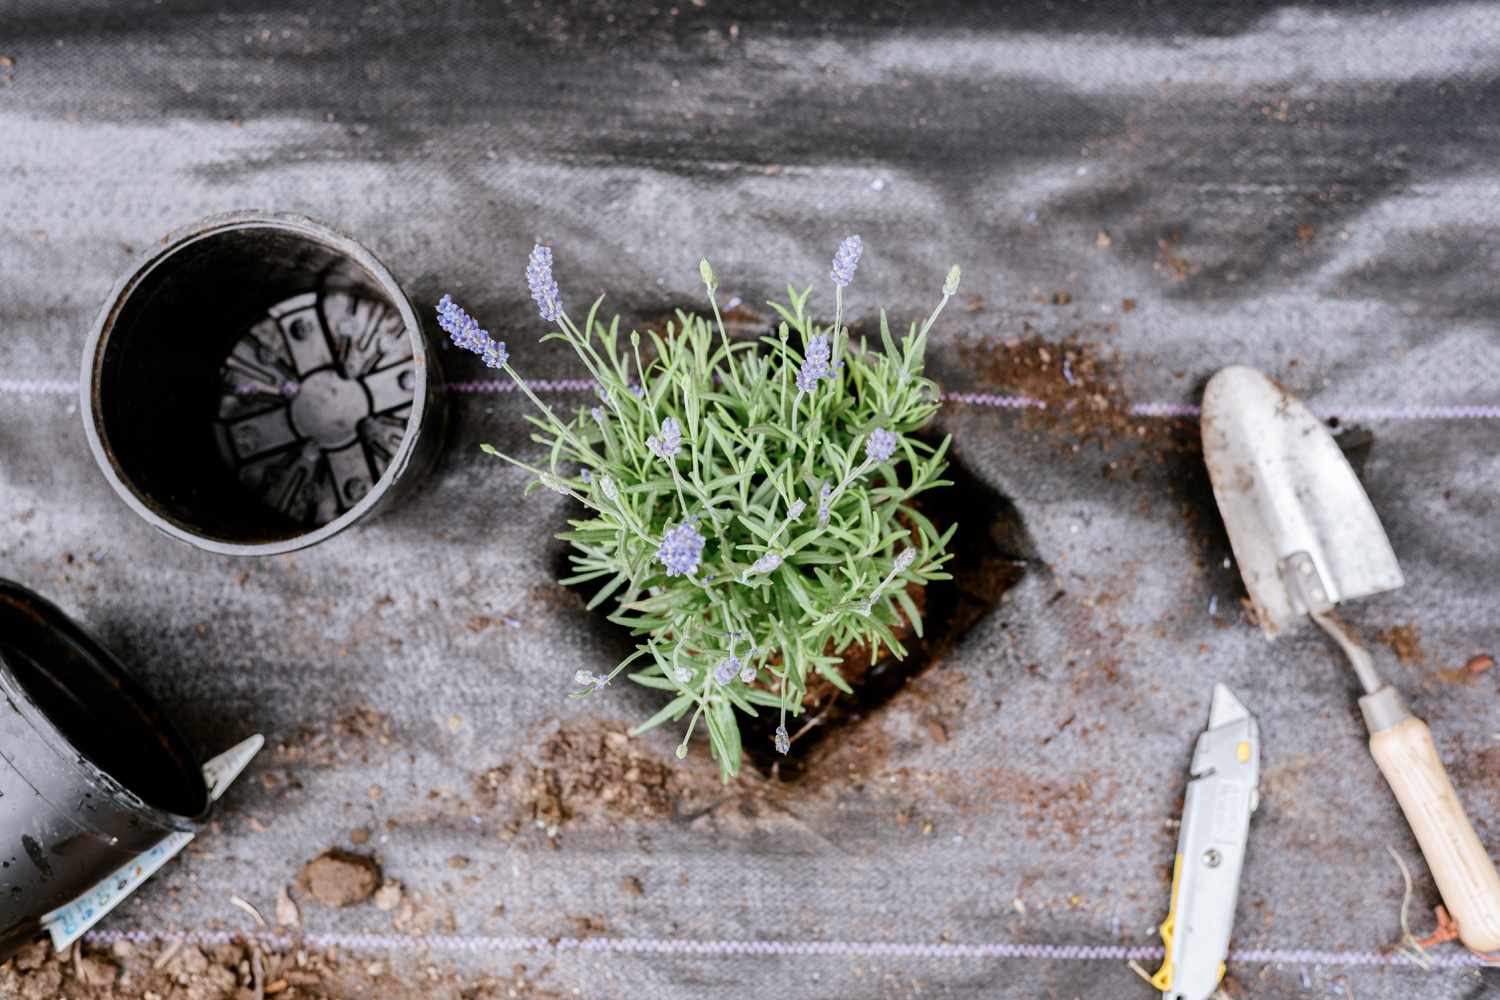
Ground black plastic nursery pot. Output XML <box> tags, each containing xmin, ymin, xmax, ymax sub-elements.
<box><xmin>0</xmin><ymin>580</ymin><xmax>209</xmax><ymax>963</ymax></box>
<box><xmin>81</xmin><ymin>211</ymin><xmax>445</xmax><ymax>556</ymax></box>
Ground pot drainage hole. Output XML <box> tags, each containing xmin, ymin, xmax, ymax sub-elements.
<box><xmin>215</xmin><ymin>291</ymin><xmax>415</xmax><ymax>527</ymax></box>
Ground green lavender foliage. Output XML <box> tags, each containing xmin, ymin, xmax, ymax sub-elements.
<box><xmin>485</xmin><ymin>254</ymin><xmax>962</xmax><ymax>780</ymax></box>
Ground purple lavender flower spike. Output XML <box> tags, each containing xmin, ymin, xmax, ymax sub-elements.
<box><xmin>774</xmin><ymin>725</ymin><xmax>790</xmax><ymax>755</ymax></box>
<box><xmin>738</xmin><ymin>662</ymin><xmax>756</xmax><ymax>684</ymax></box>
<box><xmin>646</xmin><ymin>416</ymin><xmax>682</xmax><ymax>461</ymax></box>
<box><xmin>795</xmin><ymin>333</ymin><xmax>834</xmax><ymax>394</ymax></box>
<box><xmin>714</xmin><ymin>654</ymin><xmax>741</xmax><ymax>685</ymax></box>
<box><xmin>787</xmin><ymin>499</ymin><xmax>806</xmax><ymax>519</ymax></box>
<box><xmin>656</xmin><ymin>519</ymin><xmax>706</xmax><ymax>577</ymax></box>
<box><xmin>526</xmin><ymin>244</ymin><xmax>563</xmax><ymax>323</ymax></box>
<box><xmin>866</xmin><ymin>427</ymin><xmax>898</xmax><ymax>463</ymax></box>
<box><xmin>895</xmin><ymin>547</ymin><xmax>917</xmax><ymax>572</ymax></box>
<box><xmin>674</xmin><ymin>666</ymin><xmax>693</xmax><ymax>684</ymax></box>
<box><xmin>830</xmin><ymin>235</ymin><xmax>863</xmax><ymax>288</ymax></box>
<box><xmin>480</xmin><ymin>340</ymin><xmax>508</xmax><ymax>368</ymax></box>
<box><xmin>436</xmin><ymin>294</ymin><xmax>509</xmax><ymax>369</ymax></box>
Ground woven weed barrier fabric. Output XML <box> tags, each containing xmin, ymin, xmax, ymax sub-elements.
<box><xmin>2</xmin><ymin>2</ymin><xmax>1499</xmax><ymax>997</ymax></box>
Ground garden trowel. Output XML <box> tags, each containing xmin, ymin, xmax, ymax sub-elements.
<box><xmin>1201</xmin><ymin>365</ymin><xmax>1500</xmax><ymax>954</ymax></box>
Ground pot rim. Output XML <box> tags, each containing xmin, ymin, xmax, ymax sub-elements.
<box><xmin>0</xmin><ymin>579</ymin><xmax>209</xmax><ymax>831</ymax></box>
<box><xmin>79</xmin><ymin>210</ymin><xmax>435</xmax><ymax>556</ymax></box>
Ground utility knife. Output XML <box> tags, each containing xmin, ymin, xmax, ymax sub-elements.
<box><xmin>1150</xmin><ymin>685</ymin><xmax>1260</xmax><ymax>1000</ymax></box>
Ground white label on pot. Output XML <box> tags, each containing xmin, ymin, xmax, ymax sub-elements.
<box><xmin>42</xmin><ymin>734</ymin><xmax>264</xmax><ymax>950</ymax></box>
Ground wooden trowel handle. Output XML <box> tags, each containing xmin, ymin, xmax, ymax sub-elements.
<box><xmin>1369</xmin><ymin>717</ymin><xmax>1500</xmax><ymax>953</ymax></box>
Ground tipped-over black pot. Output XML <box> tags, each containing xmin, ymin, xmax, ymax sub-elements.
<box><xmin>0</xmin><ymin>580</ymin><xmax>208</xmax><ymax>962</ymax></box>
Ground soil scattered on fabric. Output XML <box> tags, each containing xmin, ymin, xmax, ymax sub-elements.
<box><xmin>1430</xmin><ymin>651</ymin><xmax>1494</xmax><ymax>685</ymax></box>
<box><xmin>474</xmin><ymin>724</ymin><xmax>724</xmax><ymax>837</ymax></box>
<box><xmin>957</xmin><ymin>331</ymin><xmax>1246</xmax><ymax>590</ymax></box>
<box><xmin>269</xmin><ymin>706</ymin><xmax>395</xmax><ymax>770</ymax></box>
<box><xmin>297</xmin><ymin>849</ymin><xmax>381</xmax><ymax>908</ymax></box>
<box><xmin>954</xmin><ymin>331</ymin><xmax>1221</xmax><ymax>555</ymax></box>
<box><xmin>957</xmin><ymin>333</ymin><xmax>1144</xmax><ymax>449</ymax></box>
<box><xmin>0</xmin><ymin>938</ymin><xmax>561</xmax><ymax>1000</ymax></box>
<box><xmin>1377</xmin><ymin>624</ymin><xmax>1425</xmax><ymax>667</ymax></box>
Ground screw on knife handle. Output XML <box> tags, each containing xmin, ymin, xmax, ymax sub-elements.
<box><xmin>1365</xmin><ymin>709</ymin><xmax>1500</xmax><ymax>953</ymax></box>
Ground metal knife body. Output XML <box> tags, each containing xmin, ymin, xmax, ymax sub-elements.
<box><xmin>1151</xmin><ymin>685</ymin><xmax>1260</xmax><ymax>1000</ymax></box>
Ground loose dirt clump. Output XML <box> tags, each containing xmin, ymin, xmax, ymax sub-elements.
<box><xmin>0</xmin><ymin>939</ymin><xmax>562</xmax><ymax>1000</ymax></box>
<box><xmin>298</xmin><ymin>849</ymin><xmax>382</xmax><ymax>907</ymax></box>
<box><xmin>474</xmin><ymin>724</ymin><xmax>722</xmax><ymax>836</ymax></box>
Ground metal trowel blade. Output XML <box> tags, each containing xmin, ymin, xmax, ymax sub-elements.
<box><xmin>1200</xmin><ymin>366</ymin><xmax>1404</xmax><ymax>639</ymax></box>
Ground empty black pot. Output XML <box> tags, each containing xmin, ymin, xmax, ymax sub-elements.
<box><xmin>81</xmin><ymin>211</ymin><xmax>446</xmax><ymax>556</ymax></box>
<box><xmin>0</xmin><ymin>580</ymin><xmax>209</xmax><ymax>963</ymax></box>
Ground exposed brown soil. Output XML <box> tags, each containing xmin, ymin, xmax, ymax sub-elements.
<box><xmin>0</xmin><ymin>938</ymin><xmax>561</xmax><ymax>1000</ymax></box>
<box><xmin>1428</xmin><ymin>651</ymin><xmax>1494</xmax><ymax>685</ymax></box>
<box><xmin>957</xmin><ymin>333</ymin><xmax>1143</xmax><ymax>449</ymax></box>
<box><xmin>268</xmin><ymin>707</ymin><xmax>395</xmax><ymax>770</ymax></box>
<box><xmin>473</xmin><ymin>724</ymin><xmax>725</xmax><ymax>838</ymax></box>
<box><xmin>1377</xmin><ymin>624</ymin><xmax>1425</xmax><ymax>666</ymax></box>
<box><xmin>793</xmin><ymin>578</ymin><xmax>925</xmax><ymax>709</ymax></box>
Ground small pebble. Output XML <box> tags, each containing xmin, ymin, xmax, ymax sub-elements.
<box><xmin>373</xmin><ymin>882</ymin><xmax>403</xmax><ymax>912</ymax></box>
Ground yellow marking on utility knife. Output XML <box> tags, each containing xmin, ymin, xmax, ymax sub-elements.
<box><xmin>1150</xmin><ymin>852</ymin><xmax>1184</xmax><ymax>990</ymax></box>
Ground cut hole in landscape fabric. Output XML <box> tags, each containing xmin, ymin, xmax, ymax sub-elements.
<box><xmin>548</xmin><ymin>444</ymin><xmax>1033</xmax><ymax>784</ymax></box>
<box><xmin>455</xmin><ymin>246</ymin><xmax>974</xmax><ymax>780</ymax></box>
<box><xmin>737</xmin><ymin>447</ymin><xmax>1031</xmax><ymax>780</ymax></box>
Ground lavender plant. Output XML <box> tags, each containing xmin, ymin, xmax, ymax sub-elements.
<box><xmin>440</xmin><ymin>239</ymin><xmax>961</xmax><ymax>780</ymax></box>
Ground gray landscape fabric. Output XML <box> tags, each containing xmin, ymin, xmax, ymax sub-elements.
<box><xmin>2</xmin><ymin>2</ymin><xmax>1499</xmax><ymax>996</ymax></box>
